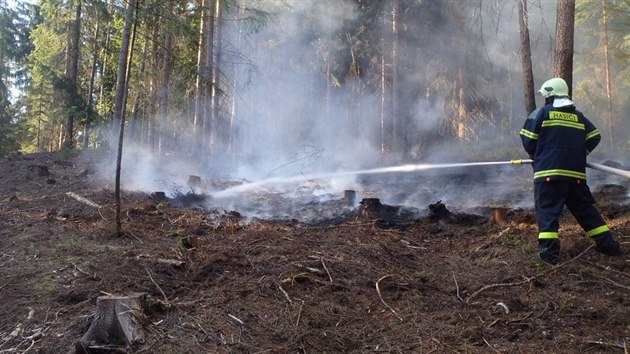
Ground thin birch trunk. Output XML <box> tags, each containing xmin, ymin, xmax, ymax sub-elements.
<box><xmin>114</xmin><ymin>0</ymin><xmax>136</xmax><ymax>236</ymax></box>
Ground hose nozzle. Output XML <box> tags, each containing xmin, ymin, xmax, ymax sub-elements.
<box><xmin>510</xmin><ymin>159</ymin><xmax>533</xmax><ymax>165</ymax></box>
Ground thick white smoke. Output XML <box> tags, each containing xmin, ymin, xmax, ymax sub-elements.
<box><xmin>94</xmin><ymin>0</ymin><xmax>628</xmax><ymax>220</ymax></box>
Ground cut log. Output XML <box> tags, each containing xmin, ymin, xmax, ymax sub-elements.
<box><xmin>74</xmin><ymin>293</ymin><xmax>147</xmax><ymax>353</ymax></box>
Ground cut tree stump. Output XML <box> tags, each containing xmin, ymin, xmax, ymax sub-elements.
<box><xmin>74</xmin><ymin>293</ymin><xmax>147</xmax><ymax>354</ymax></box>
<box><xmin>26</xmin><ymin>165</ymin><xmax>50</xmax><ymax>179</ymax></box>
<box><xmin>343</xmin><ymin>190</ymin><xmax>356</xmax><ymax>207</ymax></box>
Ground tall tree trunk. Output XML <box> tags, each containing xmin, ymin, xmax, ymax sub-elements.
<box><xmin>158</xmin><ymin>32</ymin><xmax>173</xmax><ymax>154</ymax></box>
<box><xmin>193</xmin><ymin>0</ymin><xmax>207</xmax><ymax>152</ymax></box>
<box><xmin>197</xmin><ymin>0</ymin><xmax>216</xmax><ymax>154</ymax></box>
<box><xmin>84</xmin><ymin>16</ymin><xmax>101</xmax><ymax>150</ymax></box>
<box><xmin>126</xmin><ymin>3</ymin><xmax>142</xmax><ymax>144</ymax></box>
<box><xmin>517</xmin><ymin>0</ymin><xmax>536</xmax><ymax>114</ymax></box>
<box><xmin>209</xmin><ymin>0</ymin><xmax>222</xmax><ymax>156</ymax></box>
<box><xmin>98</xmin><ymin>3</ymin><xmax>112</xmax><ymax>120</ymax></box>
<box><xmin>114</xmin><ymin>0</ymin><xmax>136</xmax><ymax>236</ymax></box>
<box><xmin>379</xmin><ymin>44</ymin><xmax>387</xmax><ymax>154</ymax></box>
<box><xmin>391</xmin><ymin>0</ymin><xmax>401</xmax><ymax>154</ymax></box>
<box><xmin>228</xmin><ymin>5</ymin><xmax>244</xmax><ymax>155</ymax></box>
<box><xmin>601</xmin><ymin>0</ymin><xmax>614</xmax><ymax>147</ymax></box>
<box><xmin>64</xmin><ymin>0</ymin><xmax>82</xmax><ymax>149</ymax></box>
<box><xmin>553</xmin><ymin>0</ymin><xmax>575</xmax><ymax>95</ymax></box>
<box><xmin>148</xmin><ymin>17</ymin><xmax>159</xmax><ymax>151</ymax></box>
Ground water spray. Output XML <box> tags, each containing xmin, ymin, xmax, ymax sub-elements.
<box><xmin>211</xmin><ymin>158</ymin><xmax>630</xmax><ymax>198</ymax></box>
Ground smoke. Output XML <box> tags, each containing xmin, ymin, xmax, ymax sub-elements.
<box><xmin>92</xmin><ymin>0</ymin><xmax>627</xmax><ymax>220</ymax></box>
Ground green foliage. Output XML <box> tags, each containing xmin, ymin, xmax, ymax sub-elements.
<box><xmin>574</xmin><ymin>0</ymin><xmax>630</xmax><ymax>146</ymax></box>
<box><xmin>1</xmin><ymin>0</ymin><xmax>626</xmax><ymax>160</ymax></box>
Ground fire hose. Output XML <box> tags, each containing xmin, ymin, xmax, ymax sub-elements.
<box><xmin>509</xmin><ymin>159</ymin><xmax>630</xmax><ymax>179</ymax></box>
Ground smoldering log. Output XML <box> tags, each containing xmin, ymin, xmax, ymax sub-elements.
<box><xmin>358</xmin><ymin>198</ymin><xmax>400</xmax><ymax>220</ymax></box>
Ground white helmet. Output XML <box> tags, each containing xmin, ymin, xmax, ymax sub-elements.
<box><xmin>538</xmin><ymin>77</ymin><xmax>569</xmax><ymax>98</ymax></box>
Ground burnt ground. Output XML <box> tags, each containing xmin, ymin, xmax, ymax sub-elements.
<box><xmin>0</xmin><ymin>151</ymin><xmax>629</xmax><ymax>354</ymax></box>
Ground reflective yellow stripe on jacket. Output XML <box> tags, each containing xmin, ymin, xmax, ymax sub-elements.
<box><xmin>519</xmin><ymin>128</ymin><xmax>538</xmax><ymax>139</ymax></box>
<box><xmin>541</xmin><ymin>120</ymin><xmax>585</xmax><ymax>130</ymax></box>
<box><xmin>586</xmin><ymin>129</ymin><xmax>600</xmax><ymax>140</ymax></box>
<box><xmin>533</xmin><ymin>169</ymin><xmax>587</xmax><ymax>180</ymax></box>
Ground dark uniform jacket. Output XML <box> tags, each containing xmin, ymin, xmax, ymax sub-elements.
<box><xmin>520</xmin><ymin>100</ymin><xmax>601</xmax><ymax>183</ymax></box>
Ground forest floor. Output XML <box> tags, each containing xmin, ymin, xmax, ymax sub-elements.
<box><xmin>0</xmin><ymin>150</ymin><xmax>629</xmax><ymax>354</ymax></box>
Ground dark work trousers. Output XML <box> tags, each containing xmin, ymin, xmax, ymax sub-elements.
<box><xmin>534</xmin><ymin>181</ymin><xmax>608</xmax><ymax>239</ymax></box>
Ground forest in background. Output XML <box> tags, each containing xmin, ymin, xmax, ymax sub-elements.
<box><xmin>1</xmin><ymin>0</ymin><xmax>629</xmax><ymax>178</ymax></box>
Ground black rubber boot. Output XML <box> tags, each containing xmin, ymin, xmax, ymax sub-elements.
<box><xmin>539</xmin><ymin>239</ymin><xmax>560</xmax><ymax>265</ymax></box>
<box><xmin>593</xmin><ymin>232</ymin><xmax>622</xmax><ymax>256</ymax></box>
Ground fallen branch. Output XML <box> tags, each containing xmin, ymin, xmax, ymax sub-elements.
<box><xmin>295</xmin><ymin>300</ymin><xmax>304</xmax><ymax>331</ymax></box>
<box><xmin>586</xmin><ymin>340</ymin><xmax>628</xmax><ymax>350</ymax></box>
<box><xmin>155</xmin><ymin>258</ymin><xmax>185</xmax><ymax>268</ymax></box>
<box><xmin>66</xmin><ymin>192</ymin><xmax>100</xmax><ymax>208</ymax></box>
<box><xmin>228</xmin><ymin>314</ymin><xmax>244</xmax><ymax>325</ymax></box>
<box><xmin>145</xmin><ymin>267</ymin><xmax>168</xmax><ymax>302</ymax></box>
<box><xmin>278</xmin><ymin>285</ymin><xmax>292</xmax><ymax>304</ymax></box>
<box><xmin>593</xmin><ymin>276</ymin><xmax>630</xmax><ymax>291</ymax></box>
<box><xmin>375</xmin><ymin>275</ymin><xmax>403</xmax><ymax>322</ymax></box>
<box><xmin>452</xmin><ymin>272</ymin><xmax>464</xmax><ymax>303</ymax></box>
<box><xmin>321</xmin><ymin>258</ymin><xmax>333</xmax><ymax>283</ymax></box>
<box><xmin>482</xmin><ymin>337</ymin><xmax>501</xmax><ymax>354</ymax></box>
<box><xmin>466</xmin><ymin>245</ymin><xmax>594</xmax><ymax>303</ymax></box>
<box><xmin>506</xmin><ymin>311</ymin><xmax>533</xmax><ymax>324</ymax></box>
<box><xmin>582</xmin><ymin>260</ymin><xmax>630</xmax><ymax>278</ymax></box>
<box><xmin>70</xmin><ymin>262</ymin><xmax>91</xmax><ymax>277</ymax></box>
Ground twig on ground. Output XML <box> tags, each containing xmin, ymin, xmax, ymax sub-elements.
<box><xmin>506</xmin><ymin>311</ymin><xmax>533</xmax><ymax>324</ymax></box>
<box><xmin>593</xmin><ymin>276</ymin><xmax>630</xmax><ymax>291</ymax></box>
<box><xmin>278</xmin><ymin>285</ymin><xmax>292</xmax><ymax>304</ymax></box>
<box><xmin>321</xmin><ymin>258</ymin><xmax>332</xmax><ymax>283</ymax></box>
<box><xmin>586</xmin><ymin>340</ymin><xmax>628</xmax><ymax>350</ymax></box>
<box><xmin>452</xmin><ymin>272</ymin><xmax>464</xmax><ymax>303</ymax></box>
<box><xmin>227</xmin><ymin>314</ymin><xmax>244</xmax><ymax>325</ymax></box>
<box><xmin>466</xmin><ymin>245</ymin><xmax>594</xmax><ymax>303</ymax></box>
<box><xmin>582</xmin><ymin>260</ymin><xmax>630</xmax><ymax>278</ymax></box>
<box><xmin>66</xmin><ymin>192</ymin><xmax>101</xmax><ymax>208</ymax></box>
<box><xmin>145</xmin><ymin>267</ymin><xmax>168</xmax><ymax>302</ymax></box>
<box><xmin>487</xmin><ymin>318</ymin><xmax>501</xmax><ymax>328</ymax></box>
<box><xmin>70</xmin><ymin>261</ymin><xmax>91</xmax><ymax>276</ymax></box>
<box><xmin>295</xmin><ymin>300</ymin><xmax>304</xmax><ymax>331</ymax></box>
<box><xmin>482</xmin><ymin>337</ymin><xmax>501</xmax><ymax>354</ymax></box>
<box><xmin>127</xmin><ymin>231</ymin><xmax>143</xmax><ymax>243</ymax></box>
<box><xmin>375</xmin><ymin>274</ymin><xmax>403</xmax><ymax>322</ymax></box>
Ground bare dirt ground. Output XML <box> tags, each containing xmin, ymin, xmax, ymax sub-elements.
<box><xmin>0</xmin><ymin>150</ymin><xmax>629</xmax><ymax>354</ymax></box>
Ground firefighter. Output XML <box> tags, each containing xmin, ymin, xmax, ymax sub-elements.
<box><xmin>519</xmin><ymin>77</ymin><xmax>621</xmax><ymax>264</ymax></box>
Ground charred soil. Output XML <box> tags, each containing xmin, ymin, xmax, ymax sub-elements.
<box><xmin>0</xmin><ymin>151</ymin><xmax>629</xmax><ymax>353</ymax></box>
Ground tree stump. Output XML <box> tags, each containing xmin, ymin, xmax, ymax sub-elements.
<box><xmin>74</xmin><ymin>293</ymin><xmax>147</xmax><ymax>353</ymax></box>
<box><xmin>26</xmin><ymin>165</ymin><xmax>50</xmax><ymax>179</ymax></box>
<box><xmin>187</xmin><ymin>175</ymin><xmax>202</xmax><ymax>188</ymax></box>
<box><xmin>491</xmin><ymin>208</ymin><xmax>508</xmax><ymax>225</ymax></box>
<box><xmin>343</xmin><ymin>190</ymin><xmax>356</xmax><ymax>207</ymax></box>
<box><xmin>428</xmin><ymin>201</ymin><xmax>451</xmax><ymax>220</ymax></box>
